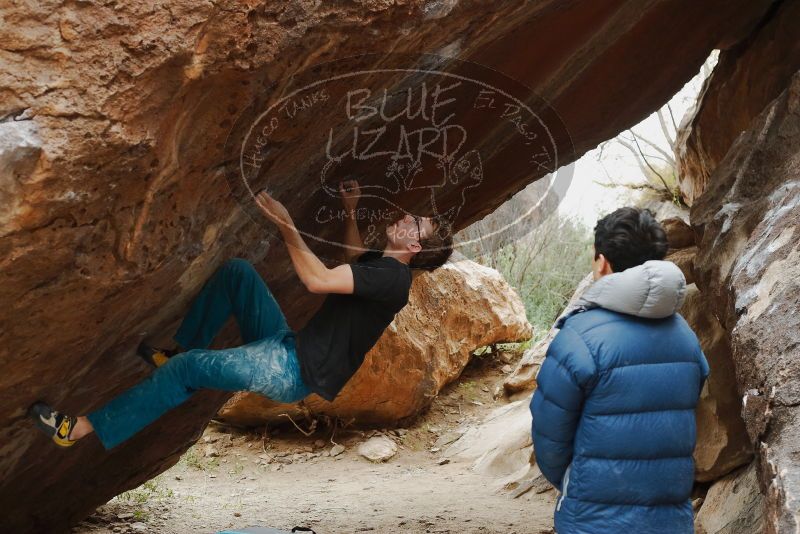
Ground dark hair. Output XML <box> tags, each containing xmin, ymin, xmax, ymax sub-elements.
<box><xmin>593</xmin><ymin>207</ymin><xmax>668</xmax><ymax>272</ymax></box>
<box><xmin>409</xmin><ymin>219</ymin><xmax>454</xmax><ymax>271</ymax></box>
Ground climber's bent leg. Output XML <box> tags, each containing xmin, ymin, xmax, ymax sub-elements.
<box><xmin>173</xmin><ymin>258</ymin><xmax>290</xmax><ymax>350</ymax></box>
<box><xmin>86</xmin><ymin>346</ymin><xmax>255</xmax><ymax>450</ymax></box>
<box><xmin>86</xmin><ymin>334</ymin><xmax>309</xmax><ymax>450</ymax></box>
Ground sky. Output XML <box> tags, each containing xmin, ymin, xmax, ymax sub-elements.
<box><xmin>556</xmin><ymin>53</ymin><xmax>717</xmax><ymax>226</ymax></box>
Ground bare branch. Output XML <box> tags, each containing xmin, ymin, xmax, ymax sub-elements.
<box><xmin>278</xmin><ymin>413</ymin><xmax>317</xmax><ymax>437</ymax></box>
<box><xmin>595</xmin><ymin>181</ymin><xmax>664</xmax><ymax>192</ymax></box>
<box><xmin>616</xmin><ymin>136</ymin><xmax>656</xmax><ymax>181</ymax></box>
<box><xmin>666</xmin><ymin>103</ymin><xmax>679</xmax><ymax>133</ymax></box>
<box><xmin>631</xmin><ymin>126</ymin><xmax>676</xmax><ymax>164</ymax></box>
<box><xmin>655</xmin><ymin>110</ymin><xmax>676</xmax><ymax>151</ymax></box>
<box><xmin>627</xmin><ymin>130</ymin><xmax>671</xmax><ymax>193</ymax></box>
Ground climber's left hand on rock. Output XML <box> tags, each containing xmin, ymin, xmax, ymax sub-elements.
<box><xmin>255</xmin><ymin>190</ymin><xmax>293</xmax><ymax>228</ymax></box>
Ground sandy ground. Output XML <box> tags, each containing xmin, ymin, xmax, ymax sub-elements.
<box><xmin>73</xmin><ymin>349</ymin><xmax>556</xmax><ymax>534</ymax></box>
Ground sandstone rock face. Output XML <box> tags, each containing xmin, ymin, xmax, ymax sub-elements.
<box><xmin>0</xmin><ymin>0</ymin><xmax>776</xmax><ymax>531</ymax></box>
<box><xmin>218</xmin><ymin>255</ymin><xmax>532</xmax><ymax>426</ymax></box>
<box><xmin>502</xmin><ymin>336</ymin><xmax>549</xmax><ymax>397</ymax></box>
<box><xmin>695</xmin><ymin>463</ymin><xmax>766</xmax><ymax>534</ymax></box>
<box><xmin>681</xmin><ymin>284</ymin><xmax>752</xmax><ymax>482</ymax></box>
<box><xmin>676</xmin><ymin>0</ymin><xmax>800</xmax><ymax>205</ymax></box>
<box><xmin>662</xmin><ymin>214</ymin><xmax>697</xmax><ymax>285</ymax></box>
<box><xmin>444</xmin><ymin>399</ymin><xmax>533</xmax><ymax>483</ymax></box>
<box><xmin>662</xmin><ymin>216</ymin><xmax>696</xmax><ymax>250</ymax></box>
<box><xmin>691</xmin><ymin>71</ymin><xmax>800</xmax><ymax>533</ymax></box>
<box><xmin>666</xmin><ymin>246</ymin><xmax>697</xmax><ymax>286</ymax></box>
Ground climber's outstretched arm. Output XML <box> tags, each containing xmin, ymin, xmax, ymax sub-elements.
<box><xmin>255</xmin><ymin>190</ymin><xmax>354</xmax><ymax>295</ymax></box>
<box><xmin>340</xmin><ymin>179</ymin><xmax>367</xmax><ymax>262</ymax></box>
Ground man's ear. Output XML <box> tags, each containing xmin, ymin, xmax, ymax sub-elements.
<box><xmin>598</xmin><ymin>254</ymin><xmax>614</xmax><ymax>275</ymax></box>
<box><xmin>408</xmin><ymin>241</ymin><xmax>422</xmax><ymax>254</ymax></box>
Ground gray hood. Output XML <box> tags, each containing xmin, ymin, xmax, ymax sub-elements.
<box><xmin>556</xmin><ymin>260</ymin><xmax>687</xmax><ymax>328</ymax></box>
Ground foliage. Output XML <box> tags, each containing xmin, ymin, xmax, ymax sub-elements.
<box><xmin>639</xmin><ymin>162</ymin><xmax>684</xmax><ymax>206</ymax></box>
<box><xmin>179</xmin><ymin>445</ymin><xmax>219</xmax><ymax>471</ymax></box>
<box><xmin>116</xmin><ymin>474</ymin><xmax>173</xmax><ymax>506</ymax></box>
<box><xmin>462</xmin><ymin>212</ymin><xmax>593</xmax><ymax>338</ymax></box>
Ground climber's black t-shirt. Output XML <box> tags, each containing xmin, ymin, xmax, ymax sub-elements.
<box><xmin>295</xmin><ymin>251</ymin><xmax>412</xmax><ymax>401</ymax></box>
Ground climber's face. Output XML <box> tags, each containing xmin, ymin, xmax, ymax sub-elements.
<box><xmin>386</xmin><ymin>213</ymin><xmax>435</xmax><ymax>254</ymax></box>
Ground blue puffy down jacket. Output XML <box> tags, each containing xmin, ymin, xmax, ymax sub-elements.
<box><xmin>530</xmin><ymin>261</ymin><xmax>709</xmax><ymax>534</ymax></box>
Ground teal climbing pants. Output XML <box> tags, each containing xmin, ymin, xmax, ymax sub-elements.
<box><xmin>87</xmin><ymin>258</ymin><xmax>310</xmax><ymax>450</ymax></box>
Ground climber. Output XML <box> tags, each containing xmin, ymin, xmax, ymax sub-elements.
<box><xmin>30</xmin><ymin>180</ymin><xmax>454</xmax><ymax>449</ymax></box>
<box><xmin>530</xmin><ymin>207</ymin><xmax>709</xmax><ymax>534</ymax></box>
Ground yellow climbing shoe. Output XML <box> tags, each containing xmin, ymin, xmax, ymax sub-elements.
<box><xmin>137</xmin><ymin>342</ymin><xmax>177</xmax><ymax>368</ymax></box>
<box><xmin>29</xmin><ymin>402</ymin><xmax>77</xmax><ymax>447</ymax></box>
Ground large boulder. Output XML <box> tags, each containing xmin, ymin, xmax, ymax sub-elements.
<box><xmin>681</xmin><ymin>284</ymin><xmax>752</xmax><ymax>482</ymax></box>
<box><xmin>0</xmin><ymin>0</ymin><xmax>776</xmax><ymax>531</ymax></box>
<box><xmin>217</xmin><ymin>255</ymin><xmax>532</xmax><ymax>425</ymax></box>
<box><xmin>695</xmin><ymin>462</ymin><xmax>766</xmax><ymax>534</ymax></box>
<box><xmin>676</xmin><ymin>0</ymin><xmax>800</xmax><ymax>205</ymax></box>
<box><xmin>691</xmin><ymin>71</ymin><xmax>800</xmax><ymax>533</ymax></box>
<box><xmin>444</xmin><ymin>399</ymin><xmax>535</xmax><ymax>489</ymax></box>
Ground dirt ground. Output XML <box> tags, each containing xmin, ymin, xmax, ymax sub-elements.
<box><xmin>73</xmin><ymin>349</ymin><xmax>556</xmax><ymax>534</ymax></box>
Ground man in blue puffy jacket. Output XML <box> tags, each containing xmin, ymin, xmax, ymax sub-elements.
<box><xmin>531</xmin><ymin>207</ymin><xmax>709</xmax><ymax>534</ymax></box>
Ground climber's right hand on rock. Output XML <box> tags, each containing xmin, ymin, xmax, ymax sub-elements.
<box><xmin>339</xmin><ymin>179</ymin><xmax>361</xmax><ymax>212</ymax></box>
